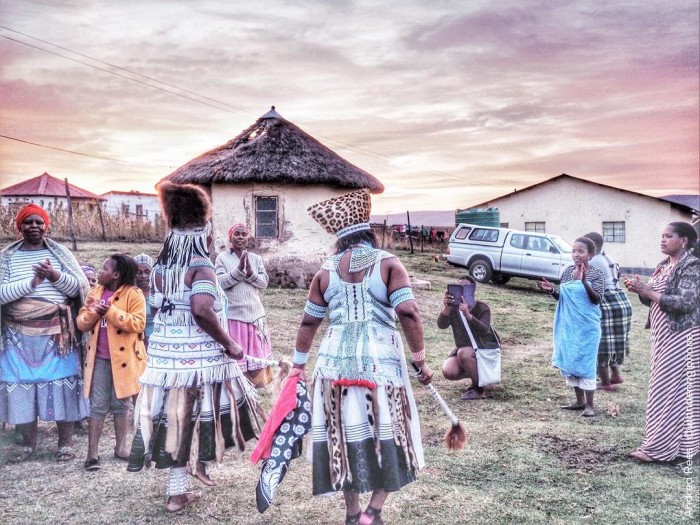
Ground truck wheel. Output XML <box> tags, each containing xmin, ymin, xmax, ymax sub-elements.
<box><xmin>469</xmin><ymin>259</ymin><xmax>492</xmax><ymax>283</ymax></box>
<box><xmin>492</xmin><ymin>274</ymin><xmax>511</xmax><ymax>285</ymax></box>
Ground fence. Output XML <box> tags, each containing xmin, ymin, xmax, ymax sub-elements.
<box><xmin>0</xmin><ymin>204</ymin><xmax>167</xmax><ymax>242</ymax></box>
<box><xmin>370</xmin><ymin>224</ymin><xmax>454</xmax><ymax>252</ymax></box>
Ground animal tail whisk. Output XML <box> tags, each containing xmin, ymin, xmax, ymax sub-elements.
<box><xmin>411</xmin><ymin>363</ymin><xmax>468</xmax><ymax>451</ymax></box>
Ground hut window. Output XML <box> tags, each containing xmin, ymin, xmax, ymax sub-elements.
<box><xmin>255</xmin><ymin>197</ymin><xmax>278</xmax><ymax>238</ymax></box>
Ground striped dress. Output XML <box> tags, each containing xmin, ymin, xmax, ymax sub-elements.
<box><xmin>639</xmin><ymin>261</ymin><xmax>700</xmax><ymax>461</ymax></box>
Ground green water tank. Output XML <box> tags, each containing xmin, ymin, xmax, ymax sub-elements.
<box><xmin>455</xmin><ymin>207</ymin><xmax>500</xmax><ymax>227</ymax></box>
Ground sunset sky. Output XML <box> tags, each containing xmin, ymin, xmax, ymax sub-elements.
<box><xmin>1</xmin><ymin>0</ymin><xmax>698</xmax><ymax>214</ymax></box>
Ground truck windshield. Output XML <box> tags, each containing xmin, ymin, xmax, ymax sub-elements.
<box><xmin>550</xmin><ymin>236</ymin><xmax>572</xmax><ymax>253</ymax></box>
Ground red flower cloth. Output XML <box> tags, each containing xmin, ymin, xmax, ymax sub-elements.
<box><xmin>250</xmin><ymin>374</ymin><xmax>301</xmax><ymax>464</ymax></box>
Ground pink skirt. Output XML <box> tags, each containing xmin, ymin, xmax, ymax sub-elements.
<box><xmin>227</xmin><ymin>319</ymin><xmax>272</xmax><ymax>373</ymax></box>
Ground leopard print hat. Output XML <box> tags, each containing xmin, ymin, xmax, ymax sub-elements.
<box><xmin>307</xmin><ymin>189</ymin><xmax>372</xmax><ymax>238</ymax></box>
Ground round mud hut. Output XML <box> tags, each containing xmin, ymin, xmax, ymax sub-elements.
<box><xmin>163</xmin><ymin>107</ymin><xmax>384</xmax><ymax>266</ymax></box>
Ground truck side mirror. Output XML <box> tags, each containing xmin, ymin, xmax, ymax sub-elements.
<box><xmin>549</xmin><ymin>246</ymin><xmax>558</xmax><ymax>254</ymax></box>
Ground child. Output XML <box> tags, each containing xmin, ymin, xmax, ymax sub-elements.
<box><xmin>77</xmin><ymin>254</ymin><xmax>146</xmax><ymax>471</ymax></box>
<box><xmin>81</xmin><ymin>265</ymin><xmax>98</xmax><ymax>288</ymax></box>
<box><xmin>133</xmin><ymin>253</ymin><xmax>155</xmax><ymax>345</ymax></box>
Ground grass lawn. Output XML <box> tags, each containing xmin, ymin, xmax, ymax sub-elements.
<box><xmin>0</xmin><ymin>244</ymin><xmax>697</xmax><ymax>524</ymax></box>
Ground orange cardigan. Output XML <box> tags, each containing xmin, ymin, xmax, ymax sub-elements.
<box><xmin>77</xmin><ymin>284</ymin><xmax>147</xmax><ymax>399</ymax></box>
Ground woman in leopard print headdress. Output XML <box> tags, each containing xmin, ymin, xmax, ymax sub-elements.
<box><xmin>292</xmin><ymin>189</ymin><xmax>433</xmax><ymax>525</ymax></box>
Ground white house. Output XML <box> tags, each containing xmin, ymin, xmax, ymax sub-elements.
<box><xmin>466</xmin><ymin>174</ymin><xmax>698</xmax><ymax>270</ymax></box>
<box><xmin>101</xmin><ymin>190</ymin><xmax>160</xmax><ymax>223</ymax></box>
<box><xmin>164</xmin><ymin>107</ymin><xmax>384</xmax><ymax>259</ymax></box>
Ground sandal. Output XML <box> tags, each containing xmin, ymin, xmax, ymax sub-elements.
<box><xmin>460</xmin><ymin>389</ymin><xmax>485</xmax><ymax>401</ymax></box>
<box><xmin>84</xmin><ymin>457</ymin><xmax>102</xmax><ymax>471</ymax></box>
<box><xmin>345</xmin><ymin>512</ymin><xmax>361</xmax><ymax>525</ymax></box>
<box><xmin>8</xmin><ymin>445</ymin><xmax>34</xmax><ymax>463</ymax></box>
<box><xmin>359</xmin><ymin>507</ymin><xmax>384</xmax><ymax>525</ymax></box>
<box><xmin>56</xmin><ymin>446</ymin><xmax>76</xmax><ymax>462</ymax></box>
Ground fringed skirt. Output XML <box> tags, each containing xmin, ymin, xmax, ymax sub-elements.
<box><xmin>597</xmin><ymin>289</ymin><xmax>633</xmax><ymax>366</ymax></box>
<box><xmin>127</xmin><ymin>377</ymin><xmax>261</xmax><ymax>471</ymax></box>
<box><xmin>310</xmin><ymin>378</ymin><xmax>423</xmax><ymax>496</ymax></box>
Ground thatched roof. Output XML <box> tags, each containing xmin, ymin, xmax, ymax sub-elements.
<box><xmin>165</xmin><ymin>107</ymin><xmax>384</xmax><ymax>193</ymax></box>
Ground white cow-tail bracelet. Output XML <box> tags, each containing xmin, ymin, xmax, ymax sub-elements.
<box><xmin>293</xmin><ymin>349</ymin><xmax>309</xmax><ymax>366</ymax></box>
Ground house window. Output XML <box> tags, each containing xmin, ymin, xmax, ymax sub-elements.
<box><xmin>121</xmin><ymin>204</ymin><xmax>130</xmax><ymax>216</ymax></box>
<box><xmin>603</xmin><ymin>221</ymin><xmax>626</xmax><ymax>243</ymax></box>
<box><xmin>136</xmin><ymin>204</ymin><xmax>144</xmax><ymax>218</ymax></box>
<box><xmin>255</xmin><ymin>196</ymin><xmax>278</xmax><ymax>238</ymax></box>
<box><xmin>525</xmin><ymin>222</ymin><xmax>545</xmax><ymax>232</ymax></box>
<box><xmin>500</xmin><ymin>222</ymin><xmax>509</xmax><ymax>228</ymax></box>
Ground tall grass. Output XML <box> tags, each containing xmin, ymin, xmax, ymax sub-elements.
<box><xmin>0</xmin><ymin>245</ymin><xmax>696</xmax><ymax>524</ymax></box>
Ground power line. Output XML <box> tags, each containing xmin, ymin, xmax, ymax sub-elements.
<box><xmin>0</xmin><ymin>134</ymin><xmax>172</xmax><ymax>168</ymax></box>
<box><xmin>0</xmin><ymin>26</ymin><xmax>501</xmax><ymax>188</ymax></box>
<box><xmin>0</xmin><ymin>25</ymin><xmax>252</xmax><ymax>116</ymax></box>
<box><xmin>1</xmin><ymin>35</ymin><xmax>240</xmax><ymax>115</ymax></box>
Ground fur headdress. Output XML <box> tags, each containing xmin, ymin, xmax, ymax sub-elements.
<box><xmin>155</xmin><ymin>181</ymin><xmax>213</xmax><ymax>300</ymax></box>
<box><xmin>307</xmin><ymin>189</ymin><xmax>372</xmax><ymax>238</ymax></box>
<box><xmin>158</xmin><ymin>181</ymin><xmax>211</xmax><ymax>229</ymax></box>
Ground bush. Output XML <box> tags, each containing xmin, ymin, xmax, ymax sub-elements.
<box><xmin>0</xmin><ymin>204</ymin><xmax>167</xmax><ymax>242</ymax></box>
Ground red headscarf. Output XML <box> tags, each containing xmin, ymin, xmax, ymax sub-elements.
<box><xmin>15</xmin><ymin>203</ymin><xmax>50</xmax><ymax>230</ymax></box>
<box><xmin>228</xmin><ymin>223</ymin><xmax>248</xmax><ymax>239</ymax></box>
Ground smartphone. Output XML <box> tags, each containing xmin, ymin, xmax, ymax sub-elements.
<box><xmin>447</xmin><ymin>283</ymin><xmax>476</xmax><ymax>307</ymax></box>
<box><xmin>447</xmin><ymin>284</ymin><xmax>463</xmax><ymax>306</ymax></box>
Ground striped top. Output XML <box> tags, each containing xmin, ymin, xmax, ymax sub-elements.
<box><xmin>560</xmin><ymin>265</ymin><xmax>605</xmax><ymax>298</ymax></box>
<box><xmin>0</xmin><ymin>248</ymin><xmax>81</xmax><ymax>305</ymax></box>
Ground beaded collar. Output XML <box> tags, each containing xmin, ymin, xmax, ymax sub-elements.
<box><xmin>321</xmin><ymin>246</ymin><xmax>396</xmax><ymax>273</ymax></box>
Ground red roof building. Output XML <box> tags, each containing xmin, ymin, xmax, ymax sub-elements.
<box><xmin>0</xmin><ymin>172</ymin><xmax>105</xmax><ymax>201</ymax></box>
<box><xmin>1</xmin><ymin>172</ymin><xmax>106</xmax><ymax>214</ymax></box>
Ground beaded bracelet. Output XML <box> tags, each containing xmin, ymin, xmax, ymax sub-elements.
<box><xmin>304</xmin><ymin>300</ymin><xmax>328</xmax><ymax>319</ymax></box>
<box><xmin>411</xmin><ymin>349</ymin><xmax>426</xmax><ymax>362</ymax></box>
<box><xmin>389</xmin><ymin>287</ymin><xmax>415</xmax><ymax>308</ymax></box>
<box><xmin>293</xmin><ymin>349</ymin><xmax>309</xmax><ymax>366</ymax></box>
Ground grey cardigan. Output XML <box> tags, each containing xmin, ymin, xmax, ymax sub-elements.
<box><xmin>641</xmin><ymin>252</ymin><xmax>699</xmax><ymax>332</ymax></box>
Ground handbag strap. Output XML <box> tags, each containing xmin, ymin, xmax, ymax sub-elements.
<box><xmin>458</xmin><ymin>311</ymin><xmax>480</xmax><ymax>350</ymax></box>
<box><xmin>459</xmin><ymin>310</ymin><xmax>501</xmax><ymax>351</ymax></box>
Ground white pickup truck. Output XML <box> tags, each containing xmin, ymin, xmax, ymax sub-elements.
<box><xmin>445</xmin><ymin>223</ymin><xmax>573</xmax><ymax>284</ymax></box>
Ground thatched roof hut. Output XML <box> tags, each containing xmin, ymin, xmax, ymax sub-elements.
<box><xmin>160</xmin><ymin>107</ymin><xmax>385</xmax><ymax>263</ymax></box>
<box><xmin>166</xmin><ymin>107</ymin><xmax>384</xmax><ymax>193</ymax></box>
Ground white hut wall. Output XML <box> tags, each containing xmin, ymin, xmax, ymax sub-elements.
<box><xmin>211</xmin><ymin>183</ymin><xmax>347</xmax><ymax>259</ymax></box>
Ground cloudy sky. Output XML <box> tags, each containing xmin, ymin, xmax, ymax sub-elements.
<box><xmin>1</xmin><ymin>0</ymin><xmax>698</xmax><ymax>214</ymax></box>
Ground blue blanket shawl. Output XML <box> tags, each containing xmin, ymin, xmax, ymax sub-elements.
<box><xmin>552</xmin><ymin>280</ymin><xmax>601</xmax><ymax>379</ymax></box>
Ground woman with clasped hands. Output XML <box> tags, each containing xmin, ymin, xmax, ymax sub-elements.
<box><xmin>624</xmin><ymin>222</ymin><xmax>699</xmax><ymax>464</ymax></box>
